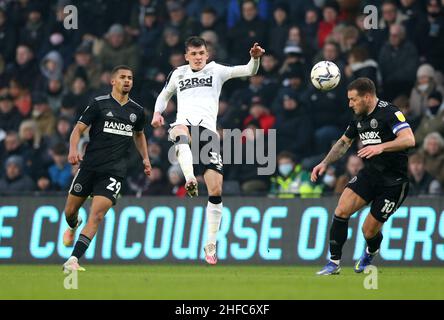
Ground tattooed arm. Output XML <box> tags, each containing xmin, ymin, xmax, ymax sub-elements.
<box><xmin>311</xmin><ymin>135</ymin><xmax>354</xmax><ymax>182</ymax></box>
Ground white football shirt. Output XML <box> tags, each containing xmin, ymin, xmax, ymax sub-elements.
<box><xmin>155</xmin><ymin>58</ymin><xmax>260</xmax><ymax>133</ymax></box>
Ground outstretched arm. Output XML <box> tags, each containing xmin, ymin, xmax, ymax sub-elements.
<box><xmin>228</xmin><ymin>43</ymin><xmax>265</xmax><ymax>79</ymax></box>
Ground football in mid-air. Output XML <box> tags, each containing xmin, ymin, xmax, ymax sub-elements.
<box><xmin>310</xmin><ymin>61</ymin><xmax>341</xmax><ymax>91</ymax></box>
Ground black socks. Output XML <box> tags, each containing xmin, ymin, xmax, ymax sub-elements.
<box><xmin>329</xmin><ymin>215</ymin><xmax>349</xmax><ymax>261</ymax></box>
<box><xmin>366</xmin><ymin>232</ymin><xmax>383</xmax><ymax>254</ymax></box>
<box><xmin>72</xmin><ymin>234</ymin><xmax>91</xmax><ymax>260</ymax></box>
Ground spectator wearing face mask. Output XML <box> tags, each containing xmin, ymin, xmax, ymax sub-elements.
<box><xmin>414</xmin><ymin>91</ymin><xmax>444</xmax><ymax>146</ymax></box>
<box><xmin>409</xmin><ymin>64</ymin><xmax>444</xmax><ymax>117</ymax></box>
<box><xmin>269</xmin><ymin>151</ymin><xmax>321</xmax><ymax>198</ymax></box>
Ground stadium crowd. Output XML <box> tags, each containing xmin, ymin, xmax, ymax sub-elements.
<box><xmin>0</xmin><ymin>0</ymin><xmax>444</xmax><ymax>197</ymax></box>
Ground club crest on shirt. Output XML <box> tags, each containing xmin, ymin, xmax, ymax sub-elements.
<box><xmin>130</xmin><ymin>113</ymin><xmax>137</xmax><ymax>123</ymax></box>
<box><xmin>370</xmin><ymin>119</ymin><xmax>378</xmax><ymax>129</ymax></box>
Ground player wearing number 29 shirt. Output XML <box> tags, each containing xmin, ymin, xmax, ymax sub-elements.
<box><xmin>62</xmin><ymin>65</ymin><xmax>152</xmax><ymax>272</ymax></box>
<box><xmin>151</xmin><ymin>36</ymin><xmax>265</xmax><ymax>265</ymax></box>
<box><xmin>311</xmin><ymin>78</ymin><xmax>416</xmax><ymax>275</ymax></box>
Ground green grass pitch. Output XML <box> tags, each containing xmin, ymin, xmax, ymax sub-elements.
<box><xmin>1</xmin><ymin>265</ymin><xmax>443</xmax><ymax>299</ymax></box>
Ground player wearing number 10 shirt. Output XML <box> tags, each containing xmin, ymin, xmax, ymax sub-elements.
<box><xmin>62</xmin><ymin>65</ymin><xmax>152</xmax><ymax>272</ymax></box>
<box><xmin>311</xmin><ymin>78</ymin><xmax>416</xmax><ymax>275</ymax></box>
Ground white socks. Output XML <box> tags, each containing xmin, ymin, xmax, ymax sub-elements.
<box><xmin>206</xmin><ymin>201</ymin><xmax>222</xmax><ymax>245</ymax></box>
<box><xmin>175</xmin><ymin>143</ymin><xmax>195</xmax><ymax>181</ymax></box>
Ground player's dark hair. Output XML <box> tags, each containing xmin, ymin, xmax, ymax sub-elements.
<box><xmin>184</xmin><ymin>36</ymin><xmax>207</xmax><ymax>51</ymax></box>
<box><xmin>111</xmin><ymin>65</ymin><xmax>132</xmax><ymax>77</ymax></box>
<box><xmin>347</xmin><ymin>77</ymin><xmax>376</xmax><ymax>96</ymax></box>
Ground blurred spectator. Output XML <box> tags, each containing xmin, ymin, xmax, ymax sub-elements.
<box><xmin>48</xmin><ymin>143</ymin><xmax>72</xmax><ymax>191</ymax></box>
<box><xmin>303</xmin><ymin>85</ymin><xmax>349</xmax><ymax>155</ymax></box>
<box><xmin>273</xmin><ymin>92</ymin><xmax>313</xmax><ymax>158</ymax></box>
<box><xmin>416</xmin><ymin>0</ymin><xmax>444</xmax><ymax>73</ymax></box>
<box><xmin>227</xmin><ymin>0</ymin><xmax>268</xmax><ymax>65</ymax></box>
<box><xmin>337</xmin><ymin>25</ymin><xmax>361</xmax><ymax>56</ymax></box>
<box><xmin>196</xmin><ymin>6</ymin><xmax>226</xmax><ymax>39</ymax></box>
<box><xmin>269</xmin><ymin>151</ymin><xmax>321</xmax><ymax>198</ymax></box>
<box><xmin>334</xmin><ymin>155</ymin><xmax>364</xmax><ymax>193</ymax></box>
<box><xmin>127</xmin><ymin>0</ymin><xmax>158</xmax><ymax>38</ymax></box>
<box><xmin>164</xmin><ymin>1</ymin><xmax>198</xmax><ymax>42</ymax></box>
<box><xmin>227</xmin><ymin>0</ymin><xmax>269</xmax><ymax>29</ymax></box>
<box><xmin>61</xmin><ymin>75</ymin><xmax>92</xmax><ymax>119</ymax></box>
<box><xmin>19</xmin><ymin>4</ymin><xmax>46</xmax><ymax>54</ymax></box>
<box><xmin>0</xmin><ymin>155</ymin><xmax>35</xmax><ymax>193</ymax></box>
<box><xmin>421</xmin><ymin>132</ymin><xmax>444</xmax><ymax>184</ymax></box>
<box><xmin>279</xmin><ymin>43</ymin><xmax>306</xmax><ymax>77</ymax></box>
<box><xmin>345</xmin><ymin>46</ymin><xmax>380</xmax><ymax>87</ymax></box>
<box><xmin>45</xmin><ymin>78</ymin><xmax>64</xmax><ymax>113</ymax></box>
<box><xmin>300</xmin><ymin>6</ymin><xmax>319</xmax><ymax>56</ymax></box>
<box><xmin>313</xmin><ymin>41</ymin><xmax>345</xmax><ymax>71</ymax></box>
<box><xmin>137</xmin><ymin>166</ymin><xmax>169</xmax><ymax>196</ymax></box>
<box><xmin>399</xmin><ymin>0</ymin><xmax>426</xmax><ymax>42</ymax></box>
<box><xmin>200</xmin><ymin>30</ymin><xmax>228</xmax><ymax>62</ymax></box>
<box><xmin>0</xmin><ymin>7</ymin><xmax>17</xmax><ymax>63</ymax></box>
<box><xmin>39</xmin><ymin>50</ymin><xmax>64</xmax><ymax>86</ymax></box>
<box><xmin>155</xmin><ymin>27</ymin><xmax>183</xmax><ymax>69</ymax></box>
<box><xmin>138</xmin><ymin>7</ymin><xmax>163</xmax><ymax>65</ymax></box>
<box><xmin>18</xmin><ymin>119</ymin><xmax>51</xmax><ymax>181</ymax></box>
<box><xmin>408</xmin><ymin>152</ymin><xmax>442</xmax><ymax>195</ymax></box>
<box><xmin>48</xmin><ymin>116</ymin><xmax>73</xmax><ymax>148</ymax></box>
<box><xmin>98</xmin><ymin>24</ymin><xmax>139</xmax><ymax>72</ymax></box>
<box><xmin>378</xmin><ymin>23</ymin><xmax>419</xmax><ymax>101</ymax></box>
<box><xmin>0</xmin><ymin>93</ymin><xmax>23</xmax><ymax>133</ymax></box>
<box><xmin>317</xmin><ymin>1</ymin><xmax>340</xmax><ymax>49</ymax></box>
<box><xmin>9</xmin><ymin>78</ymin><xmax>32</xmax><ymax>117</ymax></box>
<box><xmin>375</xmin><ymin>0</ymin><xmax>407</xmax><ymax>47</ymax></box>
<box><xmin>409</xmin><ymin>64</ymin><xmax>444</xmax><ymax>117</ymax></box>
<box><xmin>268</xmin><ymin>3</ymin><xmax>290</xmax><ymax>60</ymax></box>
<box><xmin>167</xmin><ymin>164</ymin><xmax>187</xmax><ymax>197</ymax></box>
<box><xmin>243</xmin><ymin>96</ymin><xmax>275</xmax><ymax>132</ymax></box>
<box><xmin>260</xmin><ymin>51</ymin><xmax>280</xmax><ymax>84</ymax></box>
<box><xmin>229</xmin><ymin>68</ymin><xmax>275</xmax><ymax>112</ymax></box>
<box><xmin>31</xmin><ymin>93</ymin><xmax>56</xmax><ymax>137</ymax></box>
<box><xmin>5</xmin><ymin>44</ymin><xmax>39</xmax><ymax>91</ymax></box>
<box><xmin>226</xmin><ymin>122</ymin><xmax>270</xmax><ymax>194</ymax></box>
<box><xmin>415</xmin><ymin>91</ymin><xmax>444</xmax><ymax>146</ymax></box>
<box><xmin>0</xmin><ymin>131</ymin><xmax>26</xmax><ymax>174</ymax></box>
<box><xmin>65</xmin><ymin>42</ymin><xmax>102</xmax><ymax>90</ymax></box>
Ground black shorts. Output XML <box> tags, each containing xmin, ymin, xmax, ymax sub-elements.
<box><xmin>69</xmin><ymin>168</ymin><xmax>123</xmax><ymax>205</ymax></box>
<box><xmin>173</xmin><ymin>125</ymin><xmax>223</xmax><ymax>176</ymax></box>
<box><xmin>346</xmin><ymin>170</ymin><xmax>409</xmax><ymax>222</ymax></box>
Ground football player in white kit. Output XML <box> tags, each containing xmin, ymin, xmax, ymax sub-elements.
<box><xmin>151</xmin><ymin>36</ymin><xmax>265</xmax><ymax>264</ymax></box>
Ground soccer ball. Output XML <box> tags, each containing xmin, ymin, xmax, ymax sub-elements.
<box><xmin>310</xmin><ymin>61</ymin><xmax>341</xmax><ymax>91</ymax></box>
